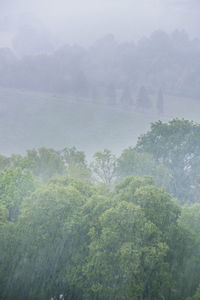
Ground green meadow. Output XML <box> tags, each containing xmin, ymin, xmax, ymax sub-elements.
<box><xmin>0</xmin><ymin>87</ymin><xmax>199</xmax><ymax>156</ymax></box>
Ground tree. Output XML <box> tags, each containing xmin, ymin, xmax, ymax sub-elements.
<box><xmin>90</xmin><ymin>149</ymin><xmax>117</xmax><ymax>185</ymax></box>
<box><xmin>84</xmin><ymin>201</ymin><xmax>170</xmax><ymax>299</ymax></box>
<box><xmin>189</xmin><ymin>284</ymin><xmax>200</xmax><ymax>300</ymax></box>
<box><xmin>136</xmin><ymin>86</ymin><xmax>152</xmax><ymax>110</ymax></box>
<box><xmin>0</xmin><ymin>168</ymin><xmax>36</xmax><ymax>222</ymax></box>
<box><xmin>83</xmin><ymin>176</ymin><xmax>181</xmax><ymax>299</ymax></box>
<box><xmin>0</xmin><ymin>219</ymin><xmax>18</xmax><ymax>300</ymax></box>
<box><xmin>116</xmin><ymin>147</ymin><xmax>170</xmax><ymax>189</ymax></box>
<box><xmin>113</xmin><ymin>176</ymin><xmax>191</xmax><ymax>299</ymax></box>
<box><xmin>0</xmin><ymin>204</ymin><xmax>8</xmax><ymax>227</ymax></box>
<box><xmin>136</xmin><ymin>119</ymin><xmax>200</xmax><ymax>203</ymax></box>
<box><xmin>0</xmin><ymin>155</ymin><xmax>11</xmax><ymax>171</ymax></box>
<box><xmin>61</xmin><ymin>147</ymin><xmax>91</xmax><ymax>180</ymax></box>
<box><xmin>25</xmin><ymin>147</ymin><xmax>65</xmax><ymax>182</ymax></box>
<box><xmin>0</xmin><ymin>154</ymin><xmax>24</xmax><ymax>171</ymax></box>
<box><xmin>177</xmin><ymin>204</ymin><xmax>200</xmax><ymax>298</ymax></box>
<box><xmin>8</xmin><ymin>181</ymin><xmax>87</xmax><ymax>300</ymax></box>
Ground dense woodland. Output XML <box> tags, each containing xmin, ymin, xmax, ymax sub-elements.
<box><xmin>1</xmin><ymin>119</ymin><xmax>200</xmax><ymax>299</ymax></box>
<box><xmin>1</xmin><ymin>30</ymin><xmax>200</xmax><ymax>104</ymax></box>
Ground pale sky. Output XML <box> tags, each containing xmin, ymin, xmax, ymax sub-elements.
<box><xmin>0</xmin><ymin>0</ymin><xmax>199</xmax><ymax>48</ymax></box>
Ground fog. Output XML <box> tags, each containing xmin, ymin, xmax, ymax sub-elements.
<box><xmin>1</xmin><ymin>2</ymin><xmax>200</xmax><ymax>300</ymax></box>
<box><xmin>0</xmin><ymin>0</ymin><xmax>200</xmax><ymax>52</ymax></box>
<box><xmin>0</xmin><ymin>1</ymin><xmax>200</xmax><ymax>155</ymax></box>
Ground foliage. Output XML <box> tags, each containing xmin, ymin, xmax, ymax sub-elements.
<box><xmin>177</xmin><ymin>204</ymin><xmax>200</xmax><ymax>298</ymax></box>
<box><xmin>136</xmin><ymin>119</ymin><xmax>200</xmax><ymax>203</ymax></box>
<box><xmin>7</xmin><ymin>181</ymin><xmax>87</xmax><ymax>300</ymax></box>
<box><xmin>0</xmin><ymin>140</ymin><xmax>200</xmax><ymax>299</ymax></box>
<box><xmin>25</xmin><ymin>147</ymin><xmax>65</xmax><ymax>181</ymax></box>
<box><xmin>188</xmin><ymin>284</ymin><xmax>200</xmax><ymax>300</ymax></box>
<box><xmin>90</xmin><ymin>149</ymin><xmax>117</xmax><ymax>185</ymax></box>
<box><xmin>0</xmin><ymin>168</ymin><xmax>36</xmax><ymax>221</ymax></box>
<box><xmin>61</xmin><ymin>147</ymin><xmax>91</xmax><ymax>180</ymax></box>
<box><xmin>116</xmin><ymin>147</ymin><xmax>171</xmax><ymax>189</ymax></box>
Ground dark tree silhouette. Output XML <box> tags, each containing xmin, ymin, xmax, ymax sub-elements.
<box><xmin>136</xmin><ymin>86</ymin><xmax>152</xmax><ymax>110</ymax></box>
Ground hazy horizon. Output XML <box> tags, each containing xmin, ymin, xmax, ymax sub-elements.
<box><xmin>0</xmin><ymin>0</ymin><xmax>199</xmax><ymax>54</ymax></box>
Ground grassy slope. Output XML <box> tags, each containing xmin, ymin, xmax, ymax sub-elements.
<box><xmin>0</xmin><ymin>87</ymin><xmax>200</xmax><ymax>157</ymax></box>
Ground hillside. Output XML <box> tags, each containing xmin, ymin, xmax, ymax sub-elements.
<box><xmin>0</xmin><ymin>87</ymin><xmax>199</xmax><ymax>156</ymax></box>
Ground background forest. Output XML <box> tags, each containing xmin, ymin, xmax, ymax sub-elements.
<box><xmin>1</xmin><ymin>30</ymin><xmax>200</xmax><ymax>156</ymax></box>
<box><xmin>1</xmin><ymin>30</ymin><xmax>200</xmax><ymax>99</ymax></box>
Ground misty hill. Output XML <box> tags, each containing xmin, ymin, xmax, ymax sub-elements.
<box><xmin>0</xmin><ymin>87</ymin><xmax>200</xmax><ymax>156</ymax></box>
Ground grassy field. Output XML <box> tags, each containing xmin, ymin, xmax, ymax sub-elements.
<box><xmin>0</xmin><ymin>87</ymin><xmax>200</xmax><ymax>157</ymax></box>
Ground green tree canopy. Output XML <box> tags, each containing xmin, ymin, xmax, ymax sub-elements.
<box><xmin>116</xmin><ymin>147</ymin><xmax>170</xmax><ymax>189</ymax></box>
<box><xmin>0</xmin><ymin>168</ymin><xmax>36</xmax><ymax>222</ymax></box>
<box><xmin>136</xmin><ymin>119</ymin><xmax>200</xmax><ymax>203</ymax></box>
<box><xmin>90</xmin><ymin>149</ymin><xmax>117</xmax><ymax>185</ymax></box>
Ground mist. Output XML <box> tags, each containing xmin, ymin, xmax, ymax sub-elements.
<box><xmin>1</xmin><ymin>1</ymin><xmax>200</xmax><ymax>300</ymax></box>
<box><xmin>1</xmin><ymin>0</ymin><xmax>200</xmax><ymax>53</ymax></box>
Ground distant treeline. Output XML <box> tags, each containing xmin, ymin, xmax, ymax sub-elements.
<box><xmin>1</xmin><ymin>119</ymin><xmax>200</xmax><ymax>299</ymax></box>
<box><xmin>0</xmin><ymin>30</ymin><xmax>200</xmax><ymax>102</ymax></box>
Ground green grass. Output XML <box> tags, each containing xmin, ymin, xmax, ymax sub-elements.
<box><xmin>0</xmin><ymin>87</ymin><xmax>200</xmax><ymax>157</ymax></box>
